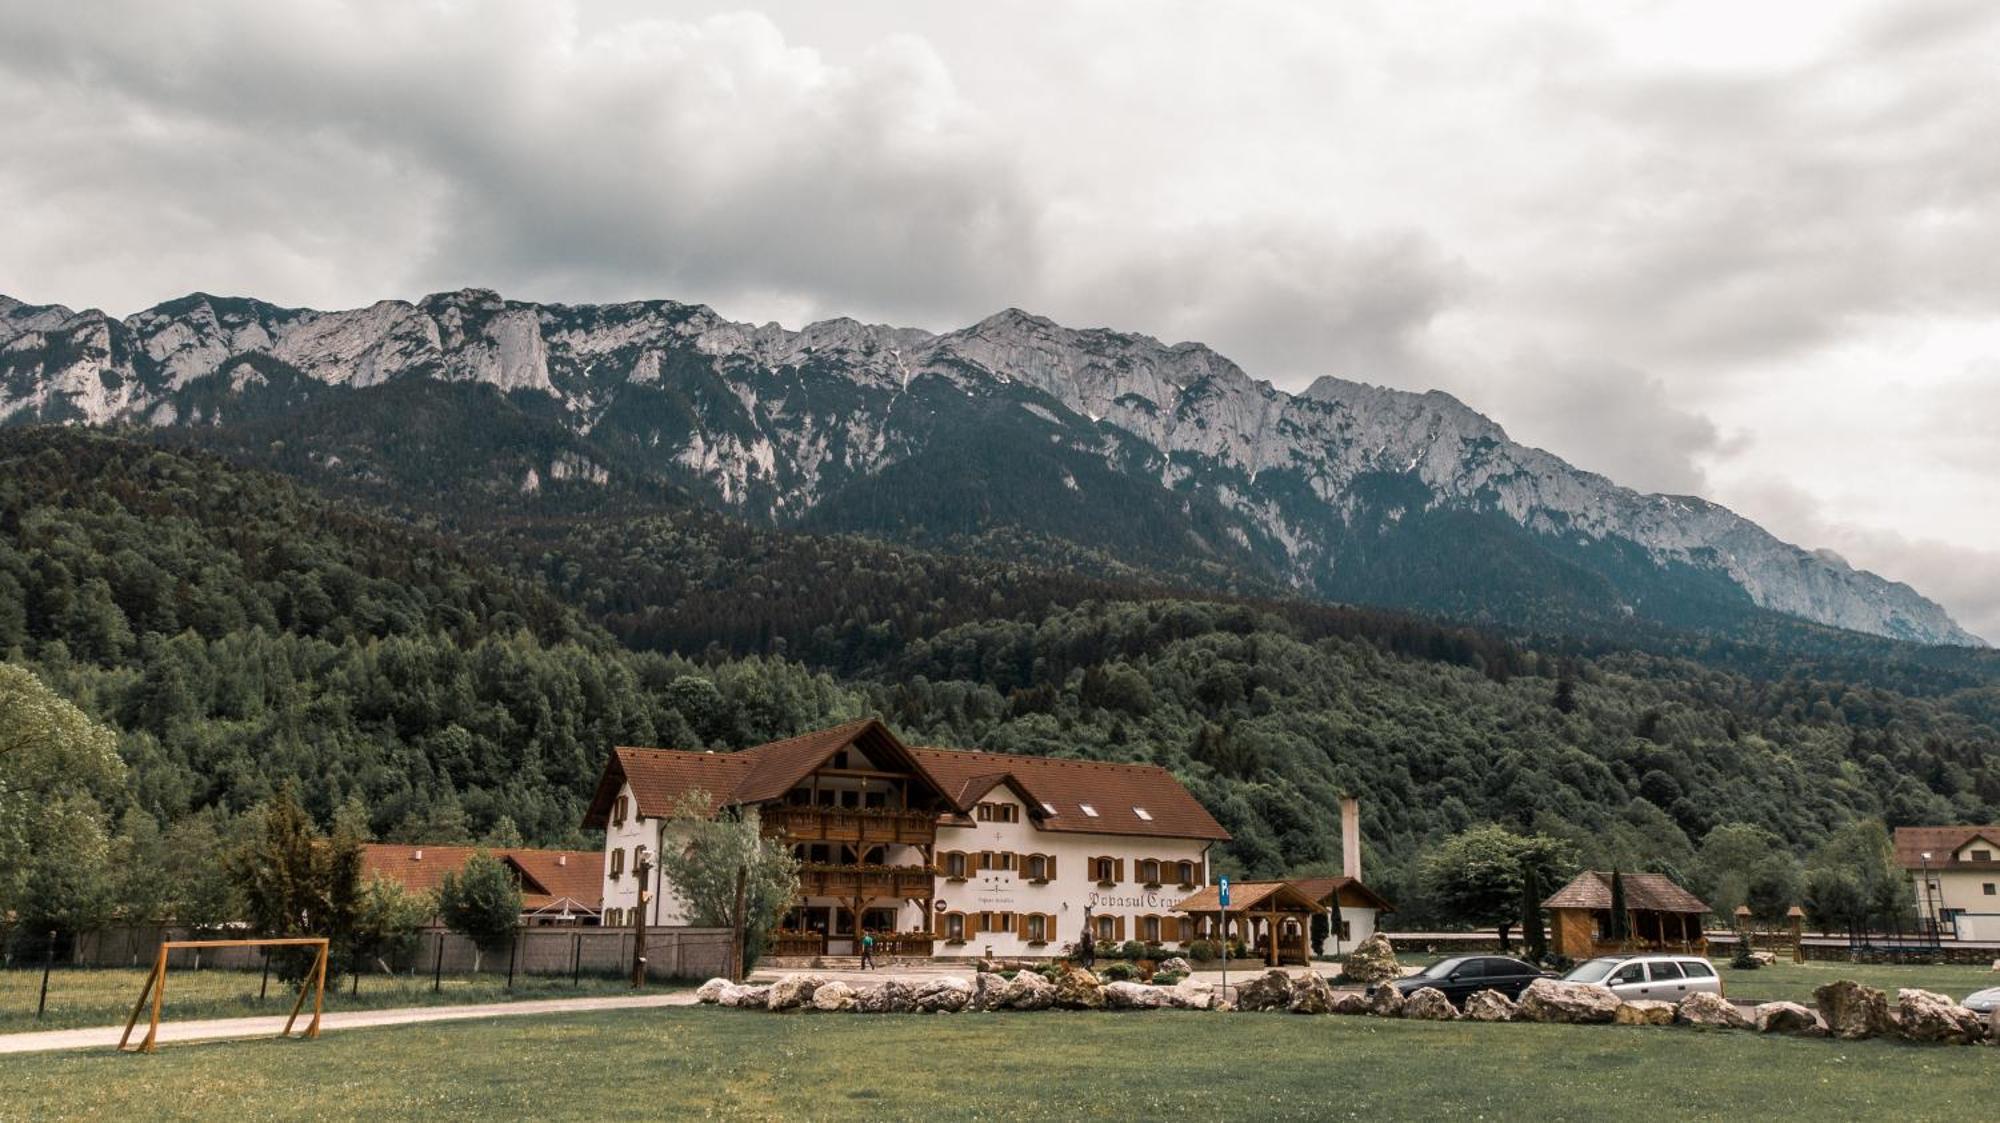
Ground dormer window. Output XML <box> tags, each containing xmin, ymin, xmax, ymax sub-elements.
<box><xmin>1079</xmin><ymin>803</ymin><xmax>1099</xmax><ymax>818</ymax></box>
<box><xmin>1974</xmin><ymin>849</ymin><xmax>1994</xmax><ymax>862</ymax></box>
<box><xmin>1132</xmin><ymin>806</ymin><xmax>1152</xmax><ymax>821</ymax></box>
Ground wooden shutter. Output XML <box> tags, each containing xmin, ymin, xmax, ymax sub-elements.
<box><xmin>1046</xmin><ymin>854</ymin><xmax>1057</xmax><ymax>880</ymax></box>
<box><xmin>1115</xmin><ymin>915</ymin><xmax>1127</xmax><ymax>941</ymax></box>
<box><xmin>1115</xmin><ymin>858</ymin><xmax>1126</xmax><ymax>882</ymax></box>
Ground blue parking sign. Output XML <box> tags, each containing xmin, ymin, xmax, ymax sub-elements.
<box><xmin>1219</xmin><ymin>876</ymin><xmax>1230</xmax><ymax>907</ymax></box>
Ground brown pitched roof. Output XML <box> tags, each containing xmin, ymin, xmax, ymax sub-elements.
<box><xmin>1541</xmin><ymin>871</ymin><xmax>1709</xmax><ymax>914</ymax></box>
<box><xmin>1289</xmin><ymin>875</ymin><xmax>1397</xmax><ymax>914</ymax></box>
<box><xmin>1893</xmin><ymin>826</ymin><xmax>2000</xmax><ymax>870</ymax></box>
<box><xmin>580</xmin><ymin>719</ymin><xmax>1230</xmax><ymax>843</ymax></box>
<box><xmin>360</xmin><ymin>844</ymin><xmax>603</xmax><ymax>912</ymax></box>
<box><xmin>910</xmin><ymin>746</ymin><xmax>1231</xmax><ymax>842</ymax></box>
<box><xmin>583</xmin><ymin>747</ymin><xmax>757</xmax><ymax>826</ymax></box>
<box><xmin>1171</xmin><ymin>880</ymin><xmax>1326</xmax><ymax>914</ymax></box>
<box><xmin>582</xmin><ymin>718</ymin><xmax>959</xmax><ymax>828</ymax></box>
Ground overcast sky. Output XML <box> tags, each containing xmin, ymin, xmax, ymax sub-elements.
<box><xmin>2</xmin><ymin>0</ymin><xmax>1995</xmax><ymax>640</ymax></box>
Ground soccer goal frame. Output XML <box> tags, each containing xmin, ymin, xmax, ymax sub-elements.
<box><xmin>118</xmin><ymin>936</ymin><xmax>330</xmax><ymax>1053</ymax></box>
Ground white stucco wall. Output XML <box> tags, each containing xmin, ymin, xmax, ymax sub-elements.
<box><xmin>1923</xmin><ymin>868</ymin><xmax>2000</xmax><ymax>940</ymax></box>
<box><xmin>922</xmin><ymin>786</ymin><xmax>1211</xmax><ymax>956</ymax></box>
<box><xmin>599</xmin><ymin>781</ymin><xmax>691</xmax><ymax>927</ymax></box>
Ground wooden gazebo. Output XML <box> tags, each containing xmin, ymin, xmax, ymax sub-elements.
<box><xmin>1171</xmin><ymin>881</ymin><xmax>1328</xmax><ymax>966</ymax></box>
<box><xmin>1542</xmin><ymin>871</ymin><xmax>1710</xmax><ymax>959</ymax></box>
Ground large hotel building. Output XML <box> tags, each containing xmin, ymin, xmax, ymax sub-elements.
<box><xmin>582</xmin><ymin>718</ymin><xmax>1240</xmax><ymax>959</ymax></box>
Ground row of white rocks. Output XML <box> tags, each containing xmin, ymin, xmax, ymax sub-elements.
<box><xmin>698</xmin><ymin>968</ymin><xmax>1997</xmax><ymax>1045</ymax></box>
<box><xmin>696</xmin><ymin>965</ymin><xmax>1219</xmax><ymax>1014</ymax></box>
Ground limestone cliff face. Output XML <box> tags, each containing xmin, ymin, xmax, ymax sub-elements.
<box><xmin>0</xmin><ymin>289</ymin><xmax>1979</xmax><ymax>646</ymax></box>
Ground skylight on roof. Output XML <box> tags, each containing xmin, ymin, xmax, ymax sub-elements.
<box><xmin>1079</xmin><ymin>803</ymin><xmax>1099</xmax><ymax>817</ymax></box>
<box><xmin>1132</xmin><ymin>807</ymin><xmax>1153</xmax><ymax>821</ymax></box>
<box><xmin>1041</xmin><ymin>802</ymin><xmax>1058</xmax><ymax>816</ymax></box>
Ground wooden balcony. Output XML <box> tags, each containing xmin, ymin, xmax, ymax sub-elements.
<box><xmin>797</xmin><ymin>863</ymin><xmax>935</xmax><ymax>899</ymax></box>
<box><xmin>763</xmin><ymin>806</ymin><xmax>937</xmax><ymax>845</ymax></box>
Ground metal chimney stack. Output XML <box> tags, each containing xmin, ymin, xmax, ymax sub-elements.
<box><xmin>1340</xmin><ymin>796</ymin><xmax>1361</xmax><ymax>881</ymax></box>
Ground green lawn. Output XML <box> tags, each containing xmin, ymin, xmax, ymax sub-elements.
<box><xmin>1715</xmin><ymin>958</ymin><xmax>1996</xmax><ymax>1005</ymax></box>
<box><xmin>2</xmin><ymin>1007</ymin><xmax>1994</xmax><ymax>1121</ymax></box>
<box><xmin>0</xmin><ymin>967</ymin><xmax>677</xmax><ymax>1034</ymax></box>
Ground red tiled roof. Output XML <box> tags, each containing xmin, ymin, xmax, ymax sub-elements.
<box><xmin>580</xmin><ymin>719</ymin><xmax>1230</xmax><ymax>843</ymax></box>
<box><xmin>360</xmin><ymin>844</ymin><xmax>603</xmax><ymax>912</ymax></box>
<box><xmin>1893</xmin><ymin>826</ymin><xmax>2000</xmax><ymax>870</ymax></box>
<box><xmin>910</xmin><ymin>747</ymin><xmax>1230</xmax><ymax>842</ymax></box>
<box><xmin>582</xmin><ymin>747</ymin><xmax>757</xmax><ymax>827</ymax></box>
<box><xmin>1542</xmin><ymin>871</ymin><xmax>1708</xmax><ymax>914</ymax></box>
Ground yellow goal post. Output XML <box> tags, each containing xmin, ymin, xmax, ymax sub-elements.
<box><xmin>118</xmin><ymin>937</ymin><xmax>330</xmax><ymax>1054</ymax></box>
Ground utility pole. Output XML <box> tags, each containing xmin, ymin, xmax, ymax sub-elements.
<box><xmin>729</xmin><ymin>865</ymin><xmax>748</xmax><ymax>982</ymax></box>
<box><xmin>630</xmin><ymin>846</ymin><xmax>652</xmax><ymax>988</ymax></box>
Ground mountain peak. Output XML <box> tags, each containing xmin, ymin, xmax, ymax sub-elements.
<box><xmin>0</xmin><ymin>288</ymin><xmax>1979</xmax><ymax>647</ymax></box>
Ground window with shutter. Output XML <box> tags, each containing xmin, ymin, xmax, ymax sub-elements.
<box><xmin>610</xmin><ymin>848</ymin><xmax>625</xmax><ymax>878</ymax></box>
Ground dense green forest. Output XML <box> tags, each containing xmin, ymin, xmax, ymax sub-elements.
<box><xmin>3</xmin><ymin>428</ymin><xmax>1998</xmax><ymax>932</ymax></box>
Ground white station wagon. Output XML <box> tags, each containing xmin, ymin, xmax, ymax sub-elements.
<box><xmin>1561</xmin><ymin>954</ymin><xmax>1725</xmax><ymax>1001</ymax></box>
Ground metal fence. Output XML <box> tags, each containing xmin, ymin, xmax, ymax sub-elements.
<box><xmin>61</xmin><ymin>923</ymin><xmax>733</xmax><ymax>977</ymax></box>
<box><xmin>4</xmin><ymin>924</ymin><xmax>733</xmax><ymax>1022</ymax></box>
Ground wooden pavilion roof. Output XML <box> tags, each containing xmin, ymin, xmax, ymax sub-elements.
<box><xmin>1541</xmin><ymin>870</ymin><xmax>1709</xmax><ymax>914</ymax></box>
<box><xmin>1170</xmin><ymin>881</ymin><xmax>1328</xmax><ymax>915</ymax></box>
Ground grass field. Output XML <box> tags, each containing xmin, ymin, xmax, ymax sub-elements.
<box><xmin>1713</xmin><ymin>958</ymin><xmax>1996</xmax><ymax>1005</ymax></box>
<box><xmin>0</xmin><ymin>1006</ymin><xmax>1993</xmax><ymax>1121</ymax></box>
<box><xmin>0</xmin><ymin>967</ymin><xmax>679</xmax><ymax>1034</ymax></box>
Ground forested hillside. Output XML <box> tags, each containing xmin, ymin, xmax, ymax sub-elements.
<box><xmin>3</xmin><ymin>429</ymin><xmax>1998</xmax><ymax>926</ymax></box>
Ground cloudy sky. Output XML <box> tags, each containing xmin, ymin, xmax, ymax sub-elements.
<box><xmin>2</xmin><ymin>0</ymin><xmax>1995</xmax><ymax>639</ymax></box>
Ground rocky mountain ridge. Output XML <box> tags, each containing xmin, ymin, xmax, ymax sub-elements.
<box><xmin>0</xmin><ymin>288</ymin><xmax>1980</xmax><ymax>646</ymax></box>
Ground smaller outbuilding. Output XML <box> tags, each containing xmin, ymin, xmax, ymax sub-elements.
<box><xmin>361</xmin><ymin>844</ymin><xmax>605</xmax><ymax>926</ymax></box>
<box><xmin>1172</xmin><ymin>881</ymin><xmax>1329</xmax><ymax>966</ymax></box>
<box><xmin>1287</xmin><ymin>876</ymin><xmax>1397</xmax><ymax>951</ymax></box>
<box><xmin>1542</xmin><ymin>870</ymin><xmax>1709</xmax><ymax>959</ymax></box>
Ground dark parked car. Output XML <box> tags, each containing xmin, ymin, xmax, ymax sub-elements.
<box><xmin>1375</xmin><ymin>955</ymin><xmax>1553</xmax><ymax>1006</ymax></box>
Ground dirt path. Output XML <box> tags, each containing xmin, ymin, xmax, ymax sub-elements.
<box><xmin>0</xmin><ymin>991</ymin><xmax>699</xmax><ymax>1055</ymax></box>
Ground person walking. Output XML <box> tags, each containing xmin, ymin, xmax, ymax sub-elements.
<box><xmin>859</xmin><ymin>930</ymin><xmax>876</xmax><ymax>970</ymax></box>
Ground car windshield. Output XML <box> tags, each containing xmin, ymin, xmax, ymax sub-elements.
<box><xmin>1414</xmin><ymin>959</ymin><xmax>1463</xmax><ymax>980</ymax></box>
<box><xmin>1563</xmin><ymin>957</ymin><xmax>1626</xmax><ymax>984</ymax></box>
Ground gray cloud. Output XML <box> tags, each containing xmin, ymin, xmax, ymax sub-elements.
<box><xmin>1519</xmin><ymin>4</ymin><xmax>2000</xmax><ymax>374</ymax></box>
<box><xmin>1725</xmin><ymin>476</ymin><xmax>2000</xmax><ymax>644</ymax></box>
<box><xmin>1468</xmin><ymin>357</ymin><xmax>1738</xmax><ymax>498</ymax></box>
<box><xmin>1048</xmin><ymin>220</ymin><xmax>1468</xmax><ymax>387</ymax></box>
<box><xmin>0</xmin><ymin>3</ymin><xmax>1041</xmax><ymax>324</ymax></box>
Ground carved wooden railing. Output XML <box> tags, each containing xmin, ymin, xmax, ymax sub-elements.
<box><xmin>763</xmin><ymin>807</ymin><xmax>937</xmax><ymax>845</ymax></box>
<box><xmin>797</xmin><ymin>864</ymin><xmax>935</xmax><ymax>899</ymax></box>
